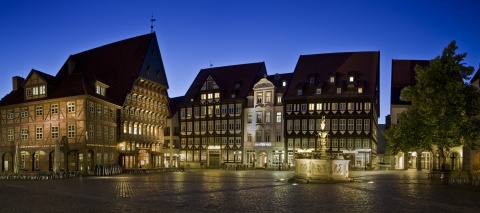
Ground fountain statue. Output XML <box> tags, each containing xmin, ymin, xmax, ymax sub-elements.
<box><xmin>289</xmin><ymin>116</ymin><xmax>350</xmax><ymax>183</ymax></box>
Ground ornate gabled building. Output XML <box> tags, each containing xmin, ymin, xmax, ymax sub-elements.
<box><xmin>178</xmin><ymin>62</ymin><xmax>267</xmax><ymax>168</ymax></box>
<box><xmin>284</xmin><ymin>52</ymin><xmax>380</xmax><ymax>170</ymax></box>
<box><xmin>0</xmin><ymin>33</ymin><xmax>170</xmax><ymax>174</ymax></box>
<box><xmin>244</xmin><ymin>73</ymin><xmax>292</xmax><ymax>169</ymax></box>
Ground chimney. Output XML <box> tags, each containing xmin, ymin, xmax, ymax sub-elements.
<box><xmin>12</xmin><ymin>76</ymin><xmax>25</xmax><ymax>91</ymax></box>
<box><xmin>68</xmin><ymin>59</ymin><xmax>76</xmax><ymax>75</ymax></box>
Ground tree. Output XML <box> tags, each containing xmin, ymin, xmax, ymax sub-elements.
<box><xmin>384</xmin><ymin>41</ymin><xmax>480</xmax><ymax>167</ymax></box>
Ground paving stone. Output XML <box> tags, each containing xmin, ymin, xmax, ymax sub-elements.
<box><xmin>0</xmin><ymin>170</ymin><xmax>479</xmax><ymax>212</ymax></box>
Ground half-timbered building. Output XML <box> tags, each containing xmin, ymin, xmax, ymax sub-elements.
<box><xmin>178</xmin><ymin>63</ymin><xmax>266</xmax><ymax>168</ymax></box>
<box><xmin>284</xmin><ymin>52</ymin><xmax>380</xmax><ymax>169</ymax></box>
<box><xmin>0</xmin><ymin>33</ymin><xmax>170</xmax><ymax>174</ymax></box>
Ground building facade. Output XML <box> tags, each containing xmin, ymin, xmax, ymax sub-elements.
<box><xmin>284</xmin><ymin>52</ymin><xmax>380</xmax><ymax>170</ymax></box>
<box><xmin>244</xmin><ymin>74</ymin><xmax>292</xmax><ymax>169</ymax></box>
<box><xmin>178</xmin><ymin>63</ymin><xmax>266</xmax><ymax>168</ymax></box>
<box><xmin>0</xmin><ymin>33</ymin><xmax>170</xmax><ymax>174</ymax></box>
<box><xmin>163</xmin><ymin>96</ymin><xmax>183</xmax><ymax>168</ymax></box>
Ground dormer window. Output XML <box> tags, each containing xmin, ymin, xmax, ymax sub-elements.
<box><xmin>95</xmin><ymin>81</ymin><xmax>109</xmax><ymax>96</ymax></box>
<box><xmin>310</xmin><ymin>77</ymin><xmax>315</xmax><ymax>83</ymax></box>
<box><xmin>282</xmin><ymin>81</ymin><xmax>287</xmax><ymax>87</ymax></box>
<box><xmin>297</xmin><ymin>89</ymin><xmax>303</xmax><ymax>95</ymax></box>
<box><xmin>329</xmin><ymin>76</ymin><xmax>335</xmax><ymax>83</ymax></box>
<box><xmin>349</xmin><ymin>76</ymin><xmax>354</xmax><ymax>82</ymax></box>
<box><xmin>231</xmin><ymin>93</ymin><xmax>236</xmax><ymax>98</ymax></box>
<box><xmin>96</xmin><ymin>85</ymin><xmax>106</xmax><ymax>96</ymax></box>
<box><xmin>235</xmin><ymin>83</ymin><xmax>240</xmax><ymax>89</ymax></box>
<box><xmin>275</xmin><ymin>74</ymin><xmax>280</xmax><ymax>80</ymax></box>
<box><xmin>336</xmin><ymin>88</ymin><xmax>342</xmax><ymax>94</ymax></box>
<box><xmin>316</xmin><ymin>88</ymin><xmax>322</xmax><ymax>94</ymax></box>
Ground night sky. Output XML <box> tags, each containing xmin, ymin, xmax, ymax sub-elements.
<box><xmin>1</xmin><ymin>0</ymin><xmax>479</xmax><ymax>124</ymax></box>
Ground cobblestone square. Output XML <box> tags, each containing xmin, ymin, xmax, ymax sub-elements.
<box><xmin>1</xmin><ymin>169</ymin><xmax>479</xmax><ymax>213</ymax></box>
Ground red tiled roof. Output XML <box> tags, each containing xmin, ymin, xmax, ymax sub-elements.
<box><xmin>181</xmin><ymin>62</ymin><xmax>267</xmax><ymax>105</ymax></box>
<box><xmin>1</xmin><ymin>33</ymin><xmax>162</xmax><ymax>107</ymax></box>
<box><xmin>55</xmin><ymin>33</ymin><xmax>157</xmax><ymax>105</ymax></box>
<box><xmin>285</xmin><ymin>51</ymin><xmax>380</xmax><ymax>98</ymax></box>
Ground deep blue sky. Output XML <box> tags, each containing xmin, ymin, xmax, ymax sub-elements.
<box><xmin>1</xmin><ymin>0</ymin><xmax>479</xmax><ymax>124</ymax></box>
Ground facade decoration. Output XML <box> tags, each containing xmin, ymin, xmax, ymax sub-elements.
<box><xmin>244</xmin><ymin>73</ymin><xmax>292</xmax><ymax>169</ymax></box>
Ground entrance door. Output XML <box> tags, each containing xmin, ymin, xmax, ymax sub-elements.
<box><xmin>209</xmin><ymin>154</ymin><xmax>220</xmax><ymax>167</ymax></box>
<box><xmin>138</xmin><ymin>150</ymin><xmax>149</xmax><ymax>169</ymax></box>
<box><xmin>421</xmin><ymin>152</ymin><xmax>431</xmax><ymax>170</ymax></box>
<box><xmin>260</xmin><ymin>152</ymin><xmax>267</xmax><ymax>168</ymax></box>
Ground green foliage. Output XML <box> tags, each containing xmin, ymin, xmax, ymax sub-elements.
<box><xmin>384</xmin><ymin>41</ymin><xmax>480</xmax><ymax>154</ymax></box>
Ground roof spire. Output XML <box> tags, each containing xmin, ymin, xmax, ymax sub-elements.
<box><xmin>150</xmin><ymin>13</ymin><xmax>156</xmax><ymax>33</ymax></box>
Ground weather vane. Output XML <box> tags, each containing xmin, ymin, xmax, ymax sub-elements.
<box><xmin>150</xmin><ymin>14</ymin><xmax>156</xmax><ymax>33</ymax></box>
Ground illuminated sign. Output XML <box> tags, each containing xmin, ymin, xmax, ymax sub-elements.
<box><xmin>254</xmin><ymin>142</ymin><xmax>272</xmax><ymax>146</ymax></box>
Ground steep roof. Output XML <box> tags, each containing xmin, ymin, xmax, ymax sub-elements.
<box><xmin>55</xmin><ymin>33</ymin><xmax>166</xmax><ymax>105</ymax></box>
<box><xmin>266</xmin><ymin>73</ymin><xmax>294</xmax><ymax>94</ymax></box>
<box><xmin>0</xmin><ymin>69</ymin><xmax>56</xmax><ymax>106</ymax></box>
<box><xmin>390</xmin><ymin>59</ymin><xmax>430</xmax><ymax>105</ymax></box>
<box><xmin>181</xmin><ymin>62</ymin><xmax>267</xmax><ymax>105</ymax></box>
<box><xmin>1</xmin><ymin>33</ymin><xmax>166</xmax><ymax>107</ymax></box>
<box><xmin>168</xmin><ymin>96</ymin><xmax>184</xmax><ymax>117</ymax></box>
<box><xmin>471</xmin><ymin>67</ymin><xmax>480</xmax><ymax>83</ymax></box>
<box><xmin>285</xmin><ymin>51</ymin><xmax>380</xmax><ymax>98</ymax></box>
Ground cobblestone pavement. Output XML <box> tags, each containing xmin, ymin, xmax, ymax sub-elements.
<box><xmin>1</xmin><ymin>169</ymin><xmax>479</xmax><ymax>213</ymax></box>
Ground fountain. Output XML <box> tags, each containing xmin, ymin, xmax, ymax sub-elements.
<box><xmin>289</xmin><ymin>116</ymin><xmax>350</xmax><ymax>183</ymax></box>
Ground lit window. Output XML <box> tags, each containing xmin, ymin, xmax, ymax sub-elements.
<box><xmin>276</xmin><ymin>112</ymin><xmax>282</xmax><ymax>123</ymax></box>
<box><xmin>96</xmin><ymin>85</ymin><xmax>106</xmax><ymax>96</ymax></box>
<box><xmin>358</xmin><ymin>87</ymin><xmax>363</xmax><ymax>94</ymax></box>
<box><xmin>329</xmin><ymin>76</ymin><xmax>335</xmax><ymax>83</ymax></box>
<box><xmin>282</xmin><ymin>81</ymin><xmax>286</xmax><ymax>87</ymax></box>
<box><xmin>349</xmin><ymin>76</ymin><xmax>354</xmax><ymax>82</ymax></box>
<box><xmin>214</xmin><ymin>92</ymin><xmax>220</xmax><ymax>99</ymax></box>
<box><xmin>39</xmin><ymin>85</ymin><xmax>46</xmax><ymax>95</ymax></box>
<box><xmin>33</xmin><ymin>87</ymin><xmax>38</xmax><ymax>95</ymax></box>
<box><xmin>316</xmin><ymin>88</ymin><xmax>322</xmax><ymax>94</ymax></box>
